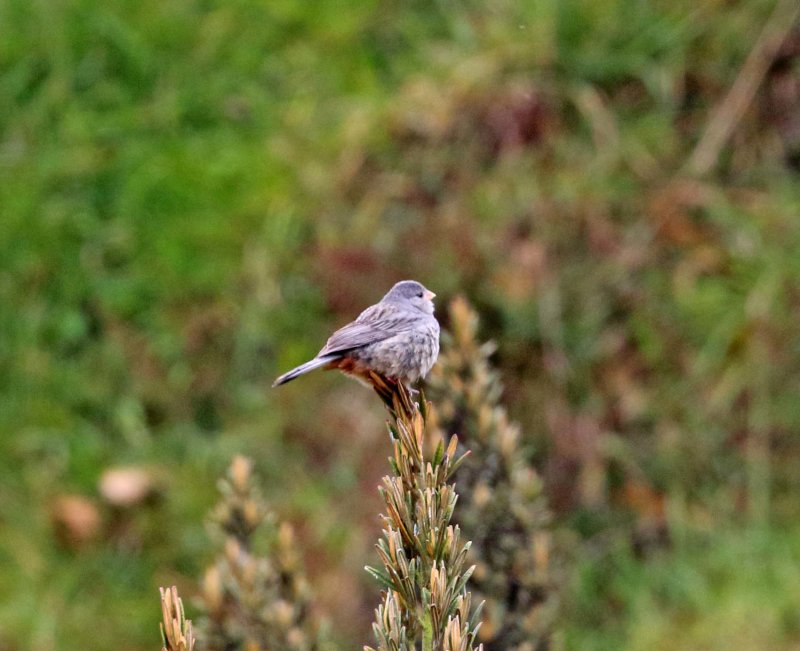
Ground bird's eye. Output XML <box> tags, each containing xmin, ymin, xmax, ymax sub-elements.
<box><xmin>416</xmin><ymin>292</ymin><xmax>424</xmax><ymax>298</ymax></box>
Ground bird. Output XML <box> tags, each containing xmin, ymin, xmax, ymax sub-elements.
<box><xmin>273</xmin><ymin>280</ymin><xmax>440</xmax><ymax>388</ymax></box>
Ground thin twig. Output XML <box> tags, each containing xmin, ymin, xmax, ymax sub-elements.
<box><xmin>686</xmin><ymin>0</ymin><xmax>800</xmax><ymax>177</ymax></box>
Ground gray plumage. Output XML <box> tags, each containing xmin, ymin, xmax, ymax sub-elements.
<box><xmin>273</xmin><ymin>280</ymin><xmax>440</xmax><ymax>387</ymax></box>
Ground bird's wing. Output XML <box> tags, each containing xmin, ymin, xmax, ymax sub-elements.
<box><xmin>318</xmin><ymin>303</ymin><xmax>415</xmax><ymax>357</ymax></box>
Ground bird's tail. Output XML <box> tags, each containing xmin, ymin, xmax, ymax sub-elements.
<box><xmin>272</xmin><ymin>354</ymin><xmax>338</xmax><ymax>387</ymax></box>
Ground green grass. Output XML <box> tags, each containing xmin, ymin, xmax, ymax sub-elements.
<box><xmin>567</xmin><ymin>525</ymin><xmax>800</xmax><ymax>650</ymax></box>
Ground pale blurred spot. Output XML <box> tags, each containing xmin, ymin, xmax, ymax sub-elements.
<box><xmin>99</xmin><ymin>466</ymin><xmax>155</xmax><ymax>508</ymax></box>
<box><xmin>51</xmin><ymin>495</ymin><xmax>102</xmax><ymax>548</ymax></box>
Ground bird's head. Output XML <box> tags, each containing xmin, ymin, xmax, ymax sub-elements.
<box><xmin>384</xmin><ymin>280</ymin><xmax>436</xmax><ymax>314</ymax></box>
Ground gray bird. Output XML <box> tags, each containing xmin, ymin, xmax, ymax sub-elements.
<box><xmin>273</xmin><ymin>280</ymin><xmax>440</xmax><ymax>387</ymax></box>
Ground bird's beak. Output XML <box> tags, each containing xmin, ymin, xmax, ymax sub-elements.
<box><xmin>424</xmin><ymin>290</ymin><xmax>436</xmax><ymax>301</ymax></box>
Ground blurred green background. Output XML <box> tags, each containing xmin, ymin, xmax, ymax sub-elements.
<box><xmin>2</xmin><ymin>0</ymin><xmax>800</xmax><ymax>648</ymax></box>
